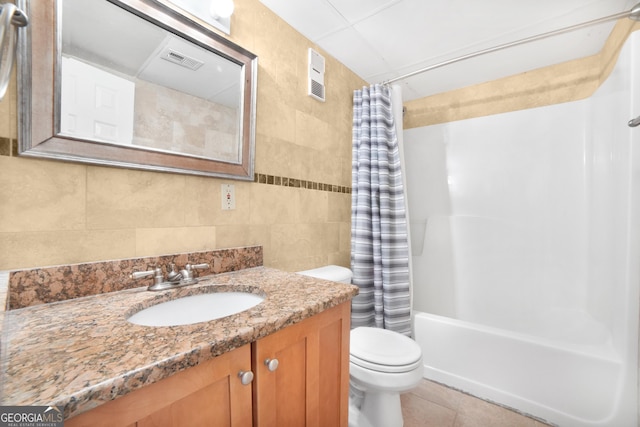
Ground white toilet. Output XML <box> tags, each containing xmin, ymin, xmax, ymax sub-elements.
<box><xmin>297</xmin><ymin>265</ymin><xmax>424</xmax><ymax>427</ymax></box>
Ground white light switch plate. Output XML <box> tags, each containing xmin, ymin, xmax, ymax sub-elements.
<box><xmin>221</xmin><ymin>184</ymin><xmax>235</xmax><ymax>210</ymax></box>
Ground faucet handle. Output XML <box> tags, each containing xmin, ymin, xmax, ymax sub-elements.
<box><xmin>181</xmin><ymin>263</ymin><xmax>209</xmax><ymax>281</ymax></box>
<box><xmin>130</xmin><ymin>267</ymin><xmax>164</xmax><ymax>285</ymax></box>
<box><xmin>189</xmin><ymin>263</ymin><xmax>210</xmax><ymax>277</ymax></box>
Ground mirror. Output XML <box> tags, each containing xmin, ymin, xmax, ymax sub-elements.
<box><xmin>17</xmin><ymin>0</ymin><xmax>257</xmax><ymax>180</ymax></box>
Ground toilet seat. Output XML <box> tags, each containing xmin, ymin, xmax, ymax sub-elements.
<box><xmin>350</xmin><ymin>354</ymin><xmax>422</xmax><ymax>373</ymax></box>
<box><xmin>350</xmin><ymin>327</ymin><xmax>422</xmax><ymax>373</ymax></box>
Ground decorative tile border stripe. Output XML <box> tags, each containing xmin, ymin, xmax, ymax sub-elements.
<box><xmin>254</xmin><ymin>173</ymin><xmax>351</xmax><ymax>194</ymax></box>
<box><xmin>0</xmin><ymin>137</ymin><xmax>17</xmax><ymax>157</ymax></box>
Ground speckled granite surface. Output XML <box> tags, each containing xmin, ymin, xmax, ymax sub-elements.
<box><xmin>6</xmin><ymin>246</ymin><xmax>263</xmax><ymax>309</ymax></box>
<box><xmin>0</xmin><ymin>267</ymin><xmax>358</xmax><ymax>420</ymax></box>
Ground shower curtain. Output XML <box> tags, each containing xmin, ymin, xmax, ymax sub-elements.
<box><xmin>350</xmin><ymin>84</ymin><xmax>411</xmax><ymax>336</ymax></box>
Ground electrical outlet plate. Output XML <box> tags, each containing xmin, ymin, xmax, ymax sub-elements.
<box><xmin>221</xmin><ymin>184</ymin><xmax>235</xmax><ymax>210</ymax></box>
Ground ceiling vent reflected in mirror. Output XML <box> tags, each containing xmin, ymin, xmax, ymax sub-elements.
<box><xmin>162</xmin><ymin>49</ymin><xmax>204</xmax><ymax>71</ymax></box>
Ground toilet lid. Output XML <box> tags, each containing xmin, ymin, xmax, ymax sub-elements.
<box><xmin>350</xmin><ymin>327</ymin><xmax>422</xmax><ymax>373</ymax></box>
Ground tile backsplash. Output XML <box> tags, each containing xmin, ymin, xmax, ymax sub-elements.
<box><xmin>6</xmin><ymin>246</ymin><xmax>262</xmax><ymax>310</ymax></box>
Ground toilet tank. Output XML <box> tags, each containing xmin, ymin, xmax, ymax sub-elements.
<box><xmin>297</xmin><ymin>265</ymin><xmax>353</xmax><ymax>284</ymax></box>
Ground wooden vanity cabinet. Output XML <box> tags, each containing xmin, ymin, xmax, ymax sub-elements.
<box><xmin>66</xmin><ymin>301</ymin><xmax>351</xmax><ymax>427</ymax></box>
<box><xmin>252</xmin><ymin>301</ymin><xmax>351</xmax><ymax>427</ymax></box>
<box><xmin>66</xmin><ymin>344</ymin><xmax>253</xmax><ymax>427</ymax></box>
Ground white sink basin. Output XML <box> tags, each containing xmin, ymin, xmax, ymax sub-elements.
<box><xmin>127</xmin><ymin>292</ymin><xmax>265</xmax><ymax>327</ymax></box>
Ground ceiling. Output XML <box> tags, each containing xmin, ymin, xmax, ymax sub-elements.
<box><xmin>259</xmin><ymin>0</ymin><xmax>638</xmax><ymax>101</ymax></box>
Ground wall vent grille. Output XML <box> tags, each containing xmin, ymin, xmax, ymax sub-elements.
<box><xmin>311</xmin><ymin>79</ymin><xmax>324</xmax><ymax>100</ymax></box>
<box><xmin>308</xmin><ymin>48</ymin><xmax>325</xmax><ymax>102</ymax></box>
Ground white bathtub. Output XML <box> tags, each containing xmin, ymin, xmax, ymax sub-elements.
<box><xmin>413</xmin><ymin>311</ymin><xmax>636</xmax><ymax>426</ymax></box>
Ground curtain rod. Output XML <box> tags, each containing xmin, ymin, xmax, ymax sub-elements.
<box><xmin>383</xmin><ymin>2</ymin><xmax>640</xmax><ymax>85</ymax></box>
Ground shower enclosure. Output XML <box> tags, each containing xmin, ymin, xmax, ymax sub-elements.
<box><xmin>404</xmin><ymin>31</ymin><xmax>640</xmax><ymax>427</ymax></box>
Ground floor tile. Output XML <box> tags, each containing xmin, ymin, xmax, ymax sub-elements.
<box><xmin>409</xmin><ymin>379</ymin><xmax>464</xmax><ymax>412</ymax></box>
<box><xmin>401</xmin><ymin>392</ymin><xmax>457</xmax><ymax>427</ymax></box>
<box><xmin>455</xmin><ymin>393</ymin><xmax>537</xmax><ymax>427</ymax></box>
<box><xmin>401</xmin><ymin>379</ymin><xmax>553</xmax><ymax>427</ymax></box>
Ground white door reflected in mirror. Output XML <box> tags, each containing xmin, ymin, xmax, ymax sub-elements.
<box><xmin>61</xmin><ymin>57</ymin><xmax>135</xmax><ymax>144</ymax></box>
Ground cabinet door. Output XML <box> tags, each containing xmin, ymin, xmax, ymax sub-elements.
<box><xmin>252</xmin><ymin>302</ymin><xmax>351</xmax><ymax>427</ymax></box>
<box><xmin>66</xmin><ymin>344</ymin><xmax>253</xmax><ymax>427</ymax></box>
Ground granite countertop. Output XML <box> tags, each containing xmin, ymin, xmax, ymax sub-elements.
<box><xmin>0</xmin><ymin>266</ymin><xmax>358</xmax><ymax>419</ymax></box>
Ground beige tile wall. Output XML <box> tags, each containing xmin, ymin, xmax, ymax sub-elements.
<box><xmin>404</xmin><ymin>19</ymin><xmax>640</xmax><ymax>129</ymax></box>
<box><xmin>0</xmin><ymin>0</ymin><xmax>366</xmax><ymax>271</ymax></box>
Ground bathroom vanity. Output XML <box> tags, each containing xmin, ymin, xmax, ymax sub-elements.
<box><xmin>65</xmin><ymin>302</ymin><xmax>351</xmax><ymax>427</ymax></box>
<box><xmin>0</xmin><ymin>258</ymin><xmax>358</xmax><ymax>426</ymax></box>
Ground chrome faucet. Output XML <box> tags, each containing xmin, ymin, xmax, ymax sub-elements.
<box><xmin>130</xmin><ymin>263</ymin><xmax>210</xmax><ymax>291</ymax></box>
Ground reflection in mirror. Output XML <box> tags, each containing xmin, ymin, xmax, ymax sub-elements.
<box><xmin>18</xmin><ymin>0</ymin><xmax>257</xmax><ymax>180</ymax></box>
<box><xmin>61</xmin><ymin>0</ymin><xmax>242</xmax><ymax>163</ymax></box>
<box><xmin>162</xmin><ymin>0</ymin><xmax>233</xmax><ymax>35</ymax></box>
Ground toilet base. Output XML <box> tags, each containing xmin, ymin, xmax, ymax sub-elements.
<box><xmin>358</xmin><ymin>390</ymin><xmax>404</xmax><ymax>427</ymax></box>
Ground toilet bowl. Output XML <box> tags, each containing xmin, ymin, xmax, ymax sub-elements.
<box><xmin>297</xmin><ymin>265</ymin><xmax>424</xmax><ymax>427</ymax></box>
<box><xmin>349</xmin><ymin>326</ymin><xmax>423</xmax><ymax>427</ymax></box>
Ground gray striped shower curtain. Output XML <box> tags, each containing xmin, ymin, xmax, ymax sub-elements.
<box><xmin>350</xmin><ymin>84</ymin><xmax>411</xmax><ymax>336</ymax></box>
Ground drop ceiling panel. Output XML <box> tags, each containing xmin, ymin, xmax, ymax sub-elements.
<box><xmin>351</xmin><ymin>1</ymin><xmax>453</xmax><ymax>70</ymax></box>
<box><xmin>259</xmin><ymin>0</ymin><xmax>348</xmax><ymax>40</ymax></box>
<box><xmin>317</xmin><ymin>27</ymin><xmax>393</xmax><ymax>80</ymax></box>
<box><xmin>325</xmin><ymin>0</ymin><xmax>400</xmax><ymax>24</ymax></box>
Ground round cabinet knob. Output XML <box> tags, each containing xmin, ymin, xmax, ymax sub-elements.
<box><xmin>264</xmin><ymin>358</ymin><xmax>279</xmax><ymax>372</ymax></box>
<box><xmin>238</xmin><ymin>370</ymin><xmax>254</xmax><ymax>385</ymax></box>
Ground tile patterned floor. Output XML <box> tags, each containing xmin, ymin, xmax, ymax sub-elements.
<box><xmin>401</xmin><ymin>379</ymin><xmax>554</xmax><ymax>427</ymax></box>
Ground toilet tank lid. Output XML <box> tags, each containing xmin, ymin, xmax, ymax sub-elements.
<box><xmin>297</xmin><ymin>265</ymin><xmax>353</xmax><ymax>283</ymax></box>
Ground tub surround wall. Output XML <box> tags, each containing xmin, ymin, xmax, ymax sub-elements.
<box><xmin>404</xmin><ymin>18</ymin><xmax>640</xmax><ymax>129</ymax></box>
<box><xmin>405</xmin><ymin>27</ymin><xmax>640</xmax><ymax>427</ymax></box>
<box><xmin>5</xmin><ymin>246</ymin><xmax>262</xmax><ymax>310</ymax></box>
<box><xmin>0</xmin><ymin>0</ymin><xmax>365</xmax><ymax>272</ymax></box>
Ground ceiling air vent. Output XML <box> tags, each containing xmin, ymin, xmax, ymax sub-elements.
<box><xmin>161</xmin><ymin>48</ymin><xmax>204</xmax><ymax>71</ymax></box>
<box><xmin>308</xmin><ymin>48</ymin><xmax>325</xmax><ymax>102</ymax></box>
